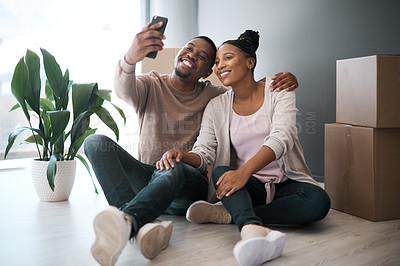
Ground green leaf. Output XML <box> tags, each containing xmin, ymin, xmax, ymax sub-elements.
<box><xmin>61</xmin><ymin>69</ymin><xmax>70</xmax><ymax>109</ymax></box>
<box><xmin>47</xmin><ymin>154</ymin><xmax>58</xmax><ymax>191</ymax></box>
<box><xmin>45</xmin><ymin>80</ymin><xmax>54</xmax><ymax>101</ymax></box>
<box><xmin>95</xmin><ymin>89</ymin><xmax>111</xmax><ymax>102</ymax></box>
<box><xmin>9</xmin><ymin>103</ymin><xmax>21</xmax><ymax>112</ymax></box>
<box><xmin>41</xmin><ymin>48</ymin><xmax>65</xmax><ymax>97</ymax></box>
<box><xmin>110</xmin><ymin>102</ymin><xmax>127</xmax><ymax>125</ymax></box>
<box><xmin>94</xmin><ymin>96</ymin><xmax>105</xmax><ymax>109</ymax></box>
<box><xmin>69</xmin><ymin>111</ymin><xmax>91</xmax><ymax>153</ymax></box>
<box><xmin>72</xmin><ymin>83</ymin><xmax>96</xmax><ymax>120</ymax></box>
<box><xmin>48</xmin><ymin>110</ymin><xmax>70</xmax><ymax>146</ymax></box>
<box><xmin>64</xmin><ymin>69</ymin><xmax>70</xmax><ymax>88</ymax></box>
<box><xmin>28</xmin><ymin>127</ymin><xmax>46</xmax><ymax>140</ymax></box>
<box><xmin>53</xmin><ymin>132</ymin><xmax>65</xmax><ymax>156</ymax></box>
<box><xmin>25</xmin><ymin>50</ymin><xmax>41</xmax><ymax>115</ymax></box>
<box><xmin>68</xmin><ymin>128</ymin><xmax>97</xmax><ymax>160</ymax></box>
<box><xmin>41</xmin><ymin>110</ymin><xmax>51</xmax><ymax>140</ymax></box>
<box><xmin>24</xmin><ymin>134</ymin><xmax>43</xmax><ymax>146</ymax></box>
<box><xmin>4</xmin><ymin>126</ymin><xmax>30</xmax><ymax>159</ymax></box>
<box><xmin>93</xmin><ymin>106</ymin><xmax>119</xmax><ymax>141</ymax></box>
<box><xmin>11</xmin><ymin>57</ymin><xmax>30</xmax><ymax>121</ymax></box>
<box><xmin>67</xmin><ymin>79</ymin><xmax>73</xmax><ymax>93</ymax></box>
<box><xmin>76</xmin><ymin>154</ymin><xmax>98</xmax><ymax>194</ymax></box>
<box><xmin>40</xmin><ymin>98</ymin><xmax>55</xmax><ymax>112</ymax></box>
<box><xmin>62</xmin><ymin>90</ymin><xmax>69</xmax><ymax>110</ymax></box>
<box><xmin>4</xmin><ymin>126</ymin><xmax>46</xmax><ymax>160</ymax></box>
<box><xmin>89</xmin><ymin>84</ymin><xmax>102</xmax><ymax>109</ymax></box>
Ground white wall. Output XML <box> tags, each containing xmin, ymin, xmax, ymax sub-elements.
<box><xmin>198</xmin><ymin>0</ymin><xmax>400</xmax><ymax>179</ymax></box>
<box><xmin>150</xmin><ymin>0</ymin><xmax>198</xmax><ymax>47</ymax></box>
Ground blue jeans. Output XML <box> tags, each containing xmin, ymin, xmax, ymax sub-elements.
<box><xmin>84</xmin><ymin>135</ymin><xmax>208</xmax><ymax>232</ymax></box>
<box><xmin>212</xmin><ymin>166</ymin><xmax>331</xmax><ymax>231</ymax></box>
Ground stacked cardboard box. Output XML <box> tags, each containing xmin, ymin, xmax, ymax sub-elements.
<box><xmin>325</xmin><ymin>55</ymin><xmax>400</xmax><ymax>221</ymax></box>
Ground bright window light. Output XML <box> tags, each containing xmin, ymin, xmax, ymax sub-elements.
<box><xmin>0</xmin><ymin>0</ymin><xmax>142</xmax><ymax>160</ymax></box>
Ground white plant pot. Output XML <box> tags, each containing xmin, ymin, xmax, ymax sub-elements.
<box><xmin>31</xmin><ymin>159</ymin><xmax>76</xmax><ymax>202</ymax></box>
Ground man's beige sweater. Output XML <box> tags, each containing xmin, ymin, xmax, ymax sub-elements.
<box><xmin>114</xmin><ymin>58</ymin><xmax>226</xmax><ymax>166</ymax></box>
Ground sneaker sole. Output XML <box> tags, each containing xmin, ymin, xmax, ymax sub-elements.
<box><xmin>186</xmin><ymin>200</ymin><xmax>231</xmax><ymax>224</ymax></box>
<box><xmin>91</xmin><ymin>207</ymin><xmax>130</xmax><ymax>266</ymax></box>
<box><xmin>233</xmin><ymin>231</ymin><xmax>286</xmax><ymax>266</ymax></box>
<box><xmin>137</xmin><ymin>221</ymin><xmax>173</xmax><ymax>260</ymax></box>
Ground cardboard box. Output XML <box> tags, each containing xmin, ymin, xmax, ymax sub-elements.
<box><xmin>141</xmin><ymin>48</ymin><xmax>223</xmax><ymax>86</ymax></box>
<box><xmin>141</xmin><ymin>48</ymin><xmax>181</xmax><ymax>75</ymax></box>
<box><xmin>324</xmin><ymin>123</ymin><xmax>400</xmax><ymax>221</ymax></box>
<box><xmin>336</xmin><ymin>55</ymin><xmax>400</xmax><ymax>128</ymax></box>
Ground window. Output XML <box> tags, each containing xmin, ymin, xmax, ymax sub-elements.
<box><xmin>0</xmin><ymin>0</ymin><xmax>142</xmax><ymax>161</ymax></box>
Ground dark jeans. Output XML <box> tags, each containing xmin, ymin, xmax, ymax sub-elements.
<box><xmin>212</xmin><ymin>166</ymin><xmax>331</xmax><ymax>231</ymax></box>
<box><xmin>84</xmin><ymin>135</ymin><xmax>208</xmax><ymax>231</ymax></box>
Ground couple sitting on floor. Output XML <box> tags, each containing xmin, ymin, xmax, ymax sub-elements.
<box><xmin>84</xmin><ymin>22</ymin><xmax>330</xmax><ymax>266</ymax></box>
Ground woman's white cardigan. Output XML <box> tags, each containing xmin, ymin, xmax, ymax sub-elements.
<box><xmin>189</xmin><ymin>78</ymin><xmax>319</xmax><ymax>202</ymax></box>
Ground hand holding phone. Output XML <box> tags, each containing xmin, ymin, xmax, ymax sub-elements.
<box><xmin>146</xmin><ymin>15</ymin><xmax>168</xmax><ymax>59</ymax></box>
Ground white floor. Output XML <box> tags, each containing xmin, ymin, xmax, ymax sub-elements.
<box><xmin>1</xmin><ymin>160</ymin><xmax>400</xmax><ymax>266</ymax></box>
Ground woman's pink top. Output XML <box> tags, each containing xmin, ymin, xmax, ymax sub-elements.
<box><xmin>230</xmin><ymin>102</ymin><xmax>287</xmax><ymax>203</ymax></box>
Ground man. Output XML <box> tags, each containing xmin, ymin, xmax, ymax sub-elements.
<box><xmin>84</xmin><ymin>21</ymin><xmax>298</xmax><ymax>266</ymax></box>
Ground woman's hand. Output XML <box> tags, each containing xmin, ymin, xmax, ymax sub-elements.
<box><xmin>215</xmin><ymin>168</ymin><xmax>251</xmax><ymax>199</ymax></box>
<box><xmin>156</xmin><ymin>149</ymin><xmax>184</xmax><ymax>171</ymax></box>
<box><xmin>270</xmin><ymin>72</ymin><xmax>298</xmax><ymax>92</ymax></box>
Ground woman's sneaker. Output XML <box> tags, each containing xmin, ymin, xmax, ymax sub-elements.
<box><xmin>186</xmin><ymin>200</ymin><xmax>232</xmax><ymax>224</ymax></box>
<box><xmin>233</xmin><ymin>225</ymin><xmax>286</xmax><ymax>266</ymax></box>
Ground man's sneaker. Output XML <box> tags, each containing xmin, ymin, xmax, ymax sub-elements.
<box><xmin>186</xmin><ymin>200</ymin><xmax>232</xmax><ymax>224</ymax></box>
<box><xmin>233</xmin><ymin>225</ymin><xmax>286</xmax><ymax>266</ymax></box>
<box><xmin>91</xmin><ymin>206</ymin><xmax>132</xmax><ymax>266</ymax></box>
<box><xmin>136</xmin><ymin>221</ymin><xmax>173</xmax><ymax>259</ymax></box>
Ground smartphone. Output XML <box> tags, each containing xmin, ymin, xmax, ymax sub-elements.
<box><xmin>146</xmin><ymin>15</ymin><xmax>168</xmax><ymax>59</ymax></box>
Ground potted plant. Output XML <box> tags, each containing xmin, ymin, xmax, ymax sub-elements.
<box><xmin>4</xmin><ymin>48</ymin><xmax>126</xmax><ymax>201</ymax></box>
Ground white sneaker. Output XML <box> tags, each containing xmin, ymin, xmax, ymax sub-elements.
<box><xmin>233</xmin><ymin>230</ymin><xmax>286</xmax><ymax>266</ymax></box>
<box><xmin>186</xmin><ymin>200</ymin><xmax>232</xmax><ymax>224</ymax></box>
<box><xmin>136</xmin><ymin>221</ymin><xmax>173</xmax><ymax>259</ymax></box>
<box><xmin>91</xmin><ymin>207</ymin><xmax>131</xmax><ymax>266</ymax></box>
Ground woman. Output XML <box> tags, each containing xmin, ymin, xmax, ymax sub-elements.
<box><xmin>157</xmin><ymin>30</ymin><xmax>330</xmax><ymax>265</ymax></box>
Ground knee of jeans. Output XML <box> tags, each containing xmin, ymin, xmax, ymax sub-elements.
<box><xmin>84</xmin><ymin>134</ymin><xmax>111</xmax><ymax>155</ymax></box>
<box><xmin>211</xmin><ymin>166</ymin><xmax>232</xmax><ymax>186</ymax></box>
<box><xmin>317</xmin><ymin>189</ymin><xmax>331</xmax><ymax>219</ymax></box>
<box><xmin>304</xmin><ymin>187</ymin><xmax>331</xmax><ymax>221</ymax></box>
<box><xmin>154</xmin><ymin>159</ymin><xmax>183</xmax><ymax>178</ymax></box>
<box><xmin>164</xmin><ymin>158</ymin><xmax>185</xmax><ymax>174</ymax></box>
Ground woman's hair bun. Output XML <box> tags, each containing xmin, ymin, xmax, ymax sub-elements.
<box><xmin>238</xmin><ymin>30</ymin><xmax>260</xmax><ymax>51</ymax></box>
<box><xmin>220</xmin><ymin>29</ymin><xmax>260</xmax><ymax>72</ymax></box>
